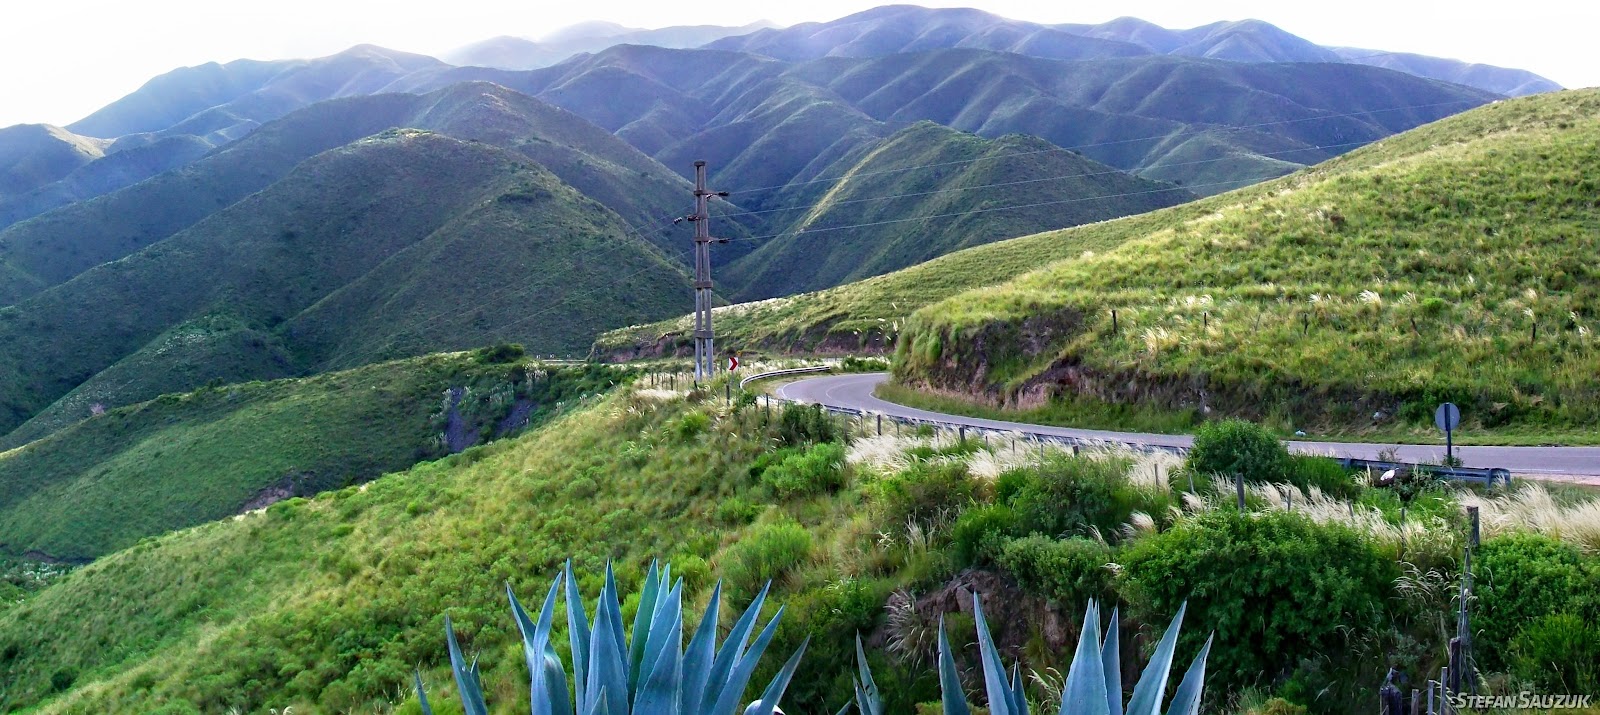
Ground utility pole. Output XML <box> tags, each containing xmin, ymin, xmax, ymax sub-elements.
<box><xmin>686</xmin><ymin>160</ymin><xmax>728</xmax><ymax>384</ymax></box>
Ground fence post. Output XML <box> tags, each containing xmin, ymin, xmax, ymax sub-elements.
<box><xmin>877</xmin><ymin>414</ymin><xmax>882</xmax><ymax>436</ymax></box>
<box><xmin>1235</xmin><ymin>474</ymin><xmax>1246</xmax><ymax>510</ymax></box>
<box><xmin>958</xmin><ymin>426</ymin><xmax>966</xmax><ymax>443</ymax></box>
<box><xmin>1467</xmin><ymin>506</ymin><xmax>1480</xmax><ymax>548</ymax></box>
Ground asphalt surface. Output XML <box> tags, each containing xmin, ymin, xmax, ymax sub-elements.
<box><xmin>776</xmin><ymin>373</ymin><xmax>1600</xmax><ymax>480</ymax></box>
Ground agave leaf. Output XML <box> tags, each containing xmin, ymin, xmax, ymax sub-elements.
<box><xmin>509</xmin><ymin>579</ymin><xmax>572</xmax><ymax>715</ymax></box>
<box><xmin>709</xmin><ymin>605</ymin><xmax>788</xmax><ymax>715</ymax></box>
<box><xmin>937</xmin><ymin>617</ymin><xmax>972</xmax><ymax>715</ymax></box>
<box><xmin>444</xmin><ymin>616</ymin><xmax>490</xmax><ymax>715</ymax></box>
<box><xmin>629</xmin><ymin>561</ymin><xmax>664</xmax><ymax>696</ymax></box>
<box><xmin>1008</xmin><ymin>663</ymin><xmax>1030</xmax><ymax>715</ymax></box>
<box><xmin>633</xmin><ymin>596</ymin><xmax>684</xmax><ymax>715</ymax></box>
<box><xmin>587</xmin><ymin>572</ymin><xmax>631</xmax><ymax>715</ymax></box>
<box><xmin>567</xmin><ymin>561</ymin><xmax>593</xmax><ymax>714</ymax></box>
<box><xmin>742</xmin><ymin>637</ymin><xmax>810</xmax><ymax>715</ymax></box>
<box><xmin>584</xmin><ymin>690</ymin><xmax>609</xmax><ymax>715</ymax></box>
<box><xmin>1124</xmin><ymin>603</ymin><xmax>1188</xmax><ymax>715</ymax></box>
<box><xmin>1102</xmin><ymin>607</ymin><xmax>1122</xmax><ymax>715</ymax></box>
<box><xmin>635</xmin><ymin>580</ymin><xmax>684</xmax><ymax>710</ymax></box>
<box><xmin>703</xmin><ymin>582</ymin><xmax>772</xmax><ymax>708</ymax></box>
<box><xmin>413</xmin><ymin>670</ymin><xmax>433</xmax><ymax>715</ymax></box>
<box><xmin>837</xmin><ymin>700</ymin><xmax>855</xmax><ymax>715</ymax></box>
<box><xmin>681</xmin><ymin>581</ymin><xmax>724</xmax><ymax>714</ymax></box>
<box><xmin>854</xmin><ymin>634</ymin><xmax>881</xmax><ymax>715</ymax></box>
<box><xmin>1058</xmin><ymin>601</ymin><xmax>1106</xmax><ymax>715</ymax></box>
<box><xmin>1162</xmin><ymin>634</ymin><xmax>1212</xmax><ymax>715</ymax></box>
<box><xmin>971</xmin><ymin>594</ymin><xmax>1016</xmax><ymax>715</ymax></box>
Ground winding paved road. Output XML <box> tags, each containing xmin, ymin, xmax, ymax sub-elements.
<box><xmin>776</xmin><ymin>373</ymin><xmax>1600</xmax><ymax>480</ymax></box>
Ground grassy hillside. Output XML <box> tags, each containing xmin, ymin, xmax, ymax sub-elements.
<box><xmin>0</xmin><ymin>352</ymin><xmax>616</xmax><ymax>561</ymax></box>
<box><xmin>0</xmin><ymin>125</ymin><xmax>105</xmax><ymax>196</ymax></box>
<box><xmin>893</xmin><ymin>89</ymin><xmax>1600</xmax><ymax>434</ymax></box>
<box><xmin>2</xmin><ymin>381</ymin><xmax>1594</xmax><ymax>713</ymax></box>
<box><xmin>0</xmin><ymin>83</ymin><xmax>694</xmax><ymax>304</ymax></box>
<box><xmin>0</xmin><ymin>130</ymin><xmax>689</xmax><ymax>443</ymax></box>
<box><xmin>723</xmin><ymin>122</ymin><xmax>1191</xmax><ymax>299</ymax></box>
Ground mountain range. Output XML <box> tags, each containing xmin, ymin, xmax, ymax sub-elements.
<box><xmin>0</xmin><ymin>3</ymin><xmax>1556</xmax><ymax>449</ymax></box>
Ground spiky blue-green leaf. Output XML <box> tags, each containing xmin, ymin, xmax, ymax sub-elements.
<box><xmin>709</xmin><ymin>604</ymin><xmax>788</xmax><ymax>715</ymax></box>
<box><xmin>1124</xmin><ymin>603</ymin><xmax>1187</xmax><ymax>715</ymax></box>
<box><xmin>413</xmin><ymin>670</ymin><xmax>433</xmax><ymax>715</ymax></box>
<box><xmin>854</xmin><ymin>634</ymin><xmax>881</xmax><ymax>715</ymax></box>
<box><xmin>1102</xmin><ymin>606</ymin><xmax>1122</xmax><ymax>715</ymax></box>
<box><xmin>1059</xmin><ymin>600</ymin><xmax>1107</xmax><ymax>715</ymax></box>
<box><xmin>444</xmin><ymin>616</ymin><xmax>489</xmax><ymax>715</ymax></box>
<box><xmin>587</xmin><ymin>570</ymin><xmax>630</xmax><ymax>715</ymax></box>
<box><xmin>634</xmin><ymin>580</ymin><xmax>684</xmax><ymax>712</ymax></box>
<box><xmin>742</xmin><ymin>637</ymin><xmax>810</xmax><ymax>715</ymax></box>
<box><xmin>1163</xmin><ymin>634</ymin><xmax>1212</xmax><ymax>715</ymax></box>
<box><xmin>681</xmin><ymin>581</ymin><xmax>724</xmax><ymax>714</ymax></box>
<box><xmin>972</xmin><ymin>594</ymin><xmax>1016</xmax><ymax>715</ymax></box>
<box><xmin>566</xmin><ymin>561</ymin><xmax>593</xmax><ymax>714</ymax></box>
<box><xmin>509</xmin><ymin>579</ymin><xmax>571</xmax><ymax>715</ymax></box>
<box><xmin>629</xmin><ymin>561</ymin><xmax>664</xmax><ymax>696</ymax></box>
<box><xmin>937</xmin><ymin>617</ymin><xmax>972</xmax><ymax>715</ymax></box>
<box><xmin>703</xmin><ymin>582</ymin><xmax>771</xmax><ymax>709</ymax></box>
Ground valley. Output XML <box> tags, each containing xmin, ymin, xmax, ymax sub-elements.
<box><xmin>0</xmin><ymin>4</ymin><xmax>1593</xmax><ymax>714</ymax></box>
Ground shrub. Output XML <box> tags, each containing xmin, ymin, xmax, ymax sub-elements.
<box><xmin>1475</xmin><ymin>533</ymin><xmax>1600</xmax><ymax>669</ymax></box>
<box><xmin>673</xmin><ymin>411</ymin><xmax>711</xmax><ymax>441</ymax></box>
<box><xmin>1121</xmin><ymin>510</ymin><xmax>1395</xmax><ymax>691</ymax></box>
<box><xmin>993</xmin><ymin>535</ymin><xmax>1113</xmax><ymax>609</ymax></box>
<box><xmin>1285</xmin><ymin>455</ymin><xmax>1362</xmax><ymax>500</ymax></box>
<box><xmin>949</xmin><ymin>503</ymin><xmax>1018</xmax><ymax>565</ymax></box>
<box><xmin>842</xmin><ymin>356</ymin><xmax>891</xmax><ymax>372</ymax></box>
<box><xmin>1508</xmin><ymin>612</ymin><xmax>1600</xmax><ymax>691</ymax></box>
<box><xmin>721</xmin><ymin>521</ymin><xmax>813</xmax><ymax>599</ymax></box>
<box><xmin>1000</xmin><ymin>456</ymin><xmax>1144</xmax><ymax>540</ymax></box>
<box><xmin>713</xmin><ymin>496</ymin><xmax>764</xmax><ymax>525</ymax></box>
<box><xmin>758</xmin><ymin>442</ymin><xmax>848</xmax><ymax>498</ymax></box>
<box><xmin>474</xmin><ymin>342</ymin><xmax>525</xmax><ymax>364</ymax></box>
<box><xmin>870</xmin><ymin>461</ymin><xmax>975</xmax><ymax>530</ymax></box>
<box><xmin>777</xmin><ymin>403</ymin><xmax>843</xmax><ymax>446</ymax></box>
<box><xmin>1187</xmin><ymin>419</ymin><xmax>1290</xmax><ymax>484</ymax></box>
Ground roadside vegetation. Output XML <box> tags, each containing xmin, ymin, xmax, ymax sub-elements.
<box><xmin>893</xmin><ymin>89</ymin><xmax>1600</xmax><ymax>434</ymax></box>
<box><xmin>3</xmin><ymin>380</ymin><xmax>1594</xmax><ymax>713</ymax></box>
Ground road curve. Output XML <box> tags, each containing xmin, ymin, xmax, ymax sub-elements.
<box><xmin>776</xmin><ymin>373</ymin><xmax>1600</xmax><ymax>479</ymax></box>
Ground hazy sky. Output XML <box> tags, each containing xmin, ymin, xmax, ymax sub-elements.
<box><xmin>2</xmin><ymin>0</ymin><xmax>1594</xmax><ymax>130</ymax></box>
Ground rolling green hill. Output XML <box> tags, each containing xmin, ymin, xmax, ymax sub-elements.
<box><xmin>0</xmin><ymin>82</ymin><xmax>696</xmax><ymax>305</ymax></box>
<box><xmin>0</xmin><ymin>125</ymin><xmax>105</xmax><ymax>197</ymax></box>
<box><xmin>602</xmin><ymin>89</ymin><xmax>1600</xmax><ymax>440</ymax></box>
<box><xmin>0</xmin><ymin>352</ymin><xmax>615</xmax><ymax>561</ymax></box>
<box><xmin>891</xmin><ymin>88</ymin><xmax>1600</xmax><ymax>433</ymax></box>
<box><xmin>0</xmin><ymin>130</ymin><xmax>690</xmax><ymax>443</ymax></box>
<box><xmin>723</xmin><ymin>122</ymin><xmax>1192</xmax><ymax>299</ymax></box>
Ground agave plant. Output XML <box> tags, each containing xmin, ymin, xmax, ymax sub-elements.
<box><xmin>417</xmin><ymin>560</ymin><xmax>808</xmax><ymax>715</ymax></box>
<box><xmin>842</xmin><ymin>595</ymin><xmax>1211</xmax><ymax>715</ymax></box>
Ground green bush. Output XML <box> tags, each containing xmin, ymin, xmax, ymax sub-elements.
<box><xmin>1508</xmin><ymin>612</ymin><xmax>1600</xmax><ymax>691</ymax></box>
<box><xmin>721</xmin><ymin>521</ymin><xmax>813</xmax><ymax>599</ymax></box>
<box><xmin>474</xmin><ymin>342</ymin><xmax>526</xmax><ymax>364</ymax></box>
<box><xmin>870</xmin><ymin>461</ymin><xmax>975</xmax><ymax>530</ymax></box>
<box><xmin>673</xmin><ymin>411</ymin><xmax>711</xmax><ymax>441</ymax></box>
<box><xmin>777</xmin><ymin>403</ymin><xmax>843</xmax><ymax>446</ymax></box>
<box><xmin>999</xmin><ymin>456</ymin><xmax>1146</xmax><ymax>541</ymax></box>
<box><xmin>1285</xmin><ymin>455</ymin><xmax>1362</xmax><ymax>499</ymax></box>
<box><xmin>993</xmin><ymin>535</ymin><xmax>1113</xmax><ymax>609</ymax></box>
<box><xmin>1187</xmin><ymin>419</ymin><xmax>1290</xmax><ymax>484</ymax></box>
<box><xmin>1121</xmin><ymin>510</ymin><xmax>1395</xmax><ymax>691</ymax></box>
<box><xmin>758</xmin><ymin>442</ymin><xmax>849</xmax><ymax>498</ymax></box>
<box><xmin>949</xmin><ymin>503</ymin><xmax>1018</xmax><ymax>565</ymax></box>
<box><xmin>1476</xmin><ymin>533</ymin><xmax>1600</xmax><ymax>669</ymax></box>
<box><xmin>713</xmin><ymin>496</ymin><xmax>764</xmax><ymax>525</ymax></box>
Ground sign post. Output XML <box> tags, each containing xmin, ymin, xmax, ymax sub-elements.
<box><xmin>1435</xmin><ymin>402</ymin><xmax>1460</xmax><ymax>463</ymax></box>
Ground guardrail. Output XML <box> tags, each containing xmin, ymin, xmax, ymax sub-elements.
<box><xmin>751</xmin><ymin>367</ymin><xmax>1513</xmax><ymax>487</ymax></box>
<box><xmin>739</xmin><ymin>365</ymin><xmax>834</xmax><ymax>390</ymax></box>
<box><xmin>1338</xmin><ymin>458</ymin><xmax>1513</xmax><ymax>488</ymax></box>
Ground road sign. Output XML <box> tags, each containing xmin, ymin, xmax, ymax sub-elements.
<box><xmin>1436</xmin><ymin>402</ymin><xmax>1460</xmax><ymax>463</ymax></box>
<box><xmin>726</xmin><ymin>355</ymin><xmax>740</xmax><ymax>371</ymax></box>
<box><xmin>1435</xmin><ymin>403</ymin><xmax>1460</xmax><ymax>432</ymax></box>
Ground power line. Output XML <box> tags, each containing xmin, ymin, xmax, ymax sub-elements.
<box><xmin>730</xmin><ymin>98</ymin><xmax>1482</xmax><ymax>196</ymax></box>
<box><xmin>718</xmin><ymin>139</ymin><xmax>1373</xmax><ymax>220</ymax></box>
